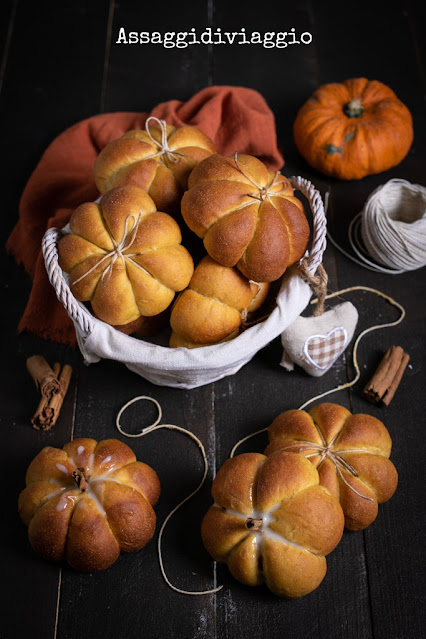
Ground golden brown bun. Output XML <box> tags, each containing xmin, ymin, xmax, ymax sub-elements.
<box><xmin>201</xmin><ymin>451</ymin><xmax>344</xmax><ymax>598</ymax></box>
<box><xmin>265</xmin><ymin>403</ymin><xmax>398</xmax><ymax>531</ymax></box>
<box><xmin>58</xmin><ymin>185</ymin><xmax>194</xmax><ymax>326</ymax></box>
<box><xmin>181</xmin><ymin>153</ymin><xmax>310</xmax><ymax>282</ymax></box>
<box><xmin>94</xmin><ymin>123</ymin><xmax>216</xmax><ymax>215</ymax></box>
<box><xmin>169</xmin><ymin>256</ymin><xmax>260</xmax><ymax>348</ymax></box>
<box><xmin>248</xmin><ymin>281</ymin><xmax>271</xmax><ymax>314</ymax></box>
<box><xmin>18</xmin><ymin>438</ymin><xmax>161</xmax><ymax>572</ymax></box>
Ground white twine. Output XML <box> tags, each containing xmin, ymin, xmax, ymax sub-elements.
<box><xmin>269</xmin><ymin>439</ymin><xmax>373</xmax><ymax>502</ymax></box>
<box><xmin>71</xmin><ymin>212</ymin><xmax>154</xmax><ymax>286</ymax></box>
<box><xmin>327</xmin><ymin>179</ymin><xmax>426</xmax><ymax>274</ymax></box>
<box><xmin>144</xmin><ymin>116</ymin><xmax>187</xmax><ymax>164</ymax></box>
<box><xmin>116</xmin><ymin>395</ymin><xmax>222</xmax><ymax>596</ymax></box>
<box><xmin>229</xmin><ymin>286</ymin><xmax>405</xmax><ymax>461</ymax></box>
<box><xmin>233</xmin><ymin>151</ymin><xmax>289</xmax><ymax>203</ymax></box>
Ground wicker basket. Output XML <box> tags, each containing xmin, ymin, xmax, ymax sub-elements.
<box><xmin>42</xmin><ymin>176</ymin><xmax>326</xmax><ymax>389</ymax></box>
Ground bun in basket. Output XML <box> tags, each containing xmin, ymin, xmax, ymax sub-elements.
<box><xmin>94</xmin><ymin>118</ymin><xmax>216</xmax><ymax>214</ymax></box>
<box><xmin>201</xmin><ymin>451</ymin><xmax>344</xmax><ymax>598</ymax></box>
<box><xmin>169</xmin><ymin>256</ymin><xmax>268</xmax><ymax>348</ymax></box>
<box><xmin>181</xmin><ymin>153</ymin><xmax>310</xmax><ymax>282</ymax></box>
<box><xmin>18</xmin><ymin>438</ymin><xmax>161</xmax><ymax>572</ymax></box>
<box><xmin>265</xmin><ymin>403</ymin><xmax>398</xmax><ymax>530</ymax></box>
<box><xmin>58</xmin><ymin>185</ymin><xmax>194</xmax><ymax>326</ymax></box>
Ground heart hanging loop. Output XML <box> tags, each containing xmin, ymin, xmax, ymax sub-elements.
<box><xmin>299</xmin><ymin>261</ymin><xmax>329</xmax><ymax>316</ymax></box>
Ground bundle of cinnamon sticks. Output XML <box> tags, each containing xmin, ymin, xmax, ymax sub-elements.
<box><xmin>26</xmin><ymin>355</ymin><xmax>73</xmax><ymax>430</ymax></box>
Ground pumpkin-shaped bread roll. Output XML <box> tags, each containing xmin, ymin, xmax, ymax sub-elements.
<box><xmin>181</xmin><ymin>153</ymin><xmax>310</xmax><ymax>282</ymax></box>
<box><xmin>94</xmin><ymin>117</ymin><xmax>216</xmax><ymax>214</ymax></box>
<box><xmin>265</xmin><ymin>403</ymin><xmax>398</xmax><ymax>530</ymax></box>
<box><xmin>58</xmin><ymin>185</ymin><xmax>194</xmax><ymax>326</ymax></box>
<box><xmin>18</xmin><ymin>438</ymin><xmax>161</xmax><ymax>572</ymax></box>
<box><xmin>201</xmin><ymin>451</ymin><xmax>344</xmax><ymax>598</ymax></box>
<box><xmin>169</xmin><ymin>256</ymin><xmax>267</xmax><ymax>348</ymax></box>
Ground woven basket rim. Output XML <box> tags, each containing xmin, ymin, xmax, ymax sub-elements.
<box><xmin>42</xmin><ymin>175</ymin><xmax>327</xmax><ymax>374</ymax></box>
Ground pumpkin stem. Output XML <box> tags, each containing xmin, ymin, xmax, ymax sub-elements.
<box><xmin>245</xmin><ymin>517</ymin><xmax>263</xmax><ymax>532</ymax></box>
<box><xmin>72</xmin><ymin>467</ymin><xmax>89</xmax><ymax>492</ymax></box>
<box><xmin>343</xmin><ymin>98</ymin><xmax>364</xmax><ymax>118</ymax></box>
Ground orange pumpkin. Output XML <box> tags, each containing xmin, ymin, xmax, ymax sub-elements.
<box><xmin>293</xmin><ymin>78</ymin><xmax>413</xmax><ymax>180</ymax></box>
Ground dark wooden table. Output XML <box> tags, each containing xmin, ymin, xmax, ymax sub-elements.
<box><xmin>2</xmin><ymin>1</ymin><xmax>425</xmax><ymax>638</ymax></box>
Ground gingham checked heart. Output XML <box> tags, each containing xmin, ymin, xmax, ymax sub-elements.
<box><xmin>280</xmin><ymin>301</ymin><xmax>359</xmax><ymax>377</ymax></box>
<box><xmin>303</xmin><ymin>327</ymin><xmax>348</xmax><ymax>370</ymax></box>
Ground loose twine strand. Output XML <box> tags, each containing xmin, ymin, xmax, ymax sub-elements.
<box><xmin>143</xmin><ymin>116</ymin><xmax>187</xmax><ymax>163</ymax></box>
<box><xmin>116</xmin><ymin>395</ymin><xmax>223</xmax><ymax>596</ymax></box>
<box><xmin>229</xmin><ymin>286</ymin><xmax>405</xmax><ymax>466</ymax></box>
<box><xmin>114</xmin><ymin>283</ymin><xmax>404</xmax><ymax>589</ymax></box>
<box><xmin>326</xmin><ymin>179</ymin><xmax>426</xmax><ymax>274</ymax></box>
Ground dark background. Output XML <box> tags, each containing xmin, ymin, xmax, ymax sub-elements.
<box><xmin>1</xmin><ymin>1</ymin><xmax>425</xmax><ymax>638</ymax></box>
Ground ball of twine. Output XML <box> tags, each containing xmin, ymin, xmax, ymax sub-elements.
<box><xmin>328</xmin><ymin>179</ymin><xmax>426</xmax><ymax>274</ymax></box>
<box><xmin>360</xmin><ymin>179</ymin><xmax>426</xmax><ymax>272</ymax></box>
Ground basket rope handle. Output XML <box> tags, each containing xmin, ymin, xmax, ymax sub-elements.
<box><xmin>41</xmin><ymin>178</ymin><xmax>326</xmax><ymax>337</ymax></box>
<box><xmin>42</xmin><ymin>227</ymin><xmax>95</xmax><ymax>336</ymax></box>
<box><xmin>289</xmin><ymin>175</ymin><xmax>327</xmax><ymax>274</ymax></box>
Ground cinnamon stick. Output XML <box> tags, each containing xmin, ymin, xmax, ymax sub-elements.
<box><xmin>29</xmin><ymin>360</ymin><xmax>73</xmax><ymax>430</ymax></box>
<box><xmin>26</xmin><ymin>355</ymin><xmax>61</xmax><ymax>399</ymax></box>
<box><xmin>363</xmin><ymin>345</ymin><xmax>410</xmax><ymax>406</ymax></box>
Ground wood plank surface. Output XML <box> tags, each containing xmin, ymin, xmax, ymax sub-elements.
<box><xmin>1</xmin><ymin>1</ymin><xmax>425</xmax><ymax>638</ymax></box>
<box><xmin>0</xmin><ymin>1</ymin><xmax>110</xmax><ymax>637</ymax></box>
<box><xmin>211</xmin><ymin>3</ymin><xmax>367</xmax><ymax>635</ymax></box>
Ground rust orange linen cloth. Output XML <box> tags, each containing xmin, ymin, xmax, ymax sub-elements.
<box><xmin>7</xmin><ymin>85</ymin><xmax>284</xmax><ymax>346</ymax></box>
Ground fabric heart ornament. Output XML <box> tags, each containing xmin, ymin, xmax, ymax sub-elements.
<box><xmin>280</xmin><ymin>302</ymin><xmax>358</xmax><ymax>377</ymax></box>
